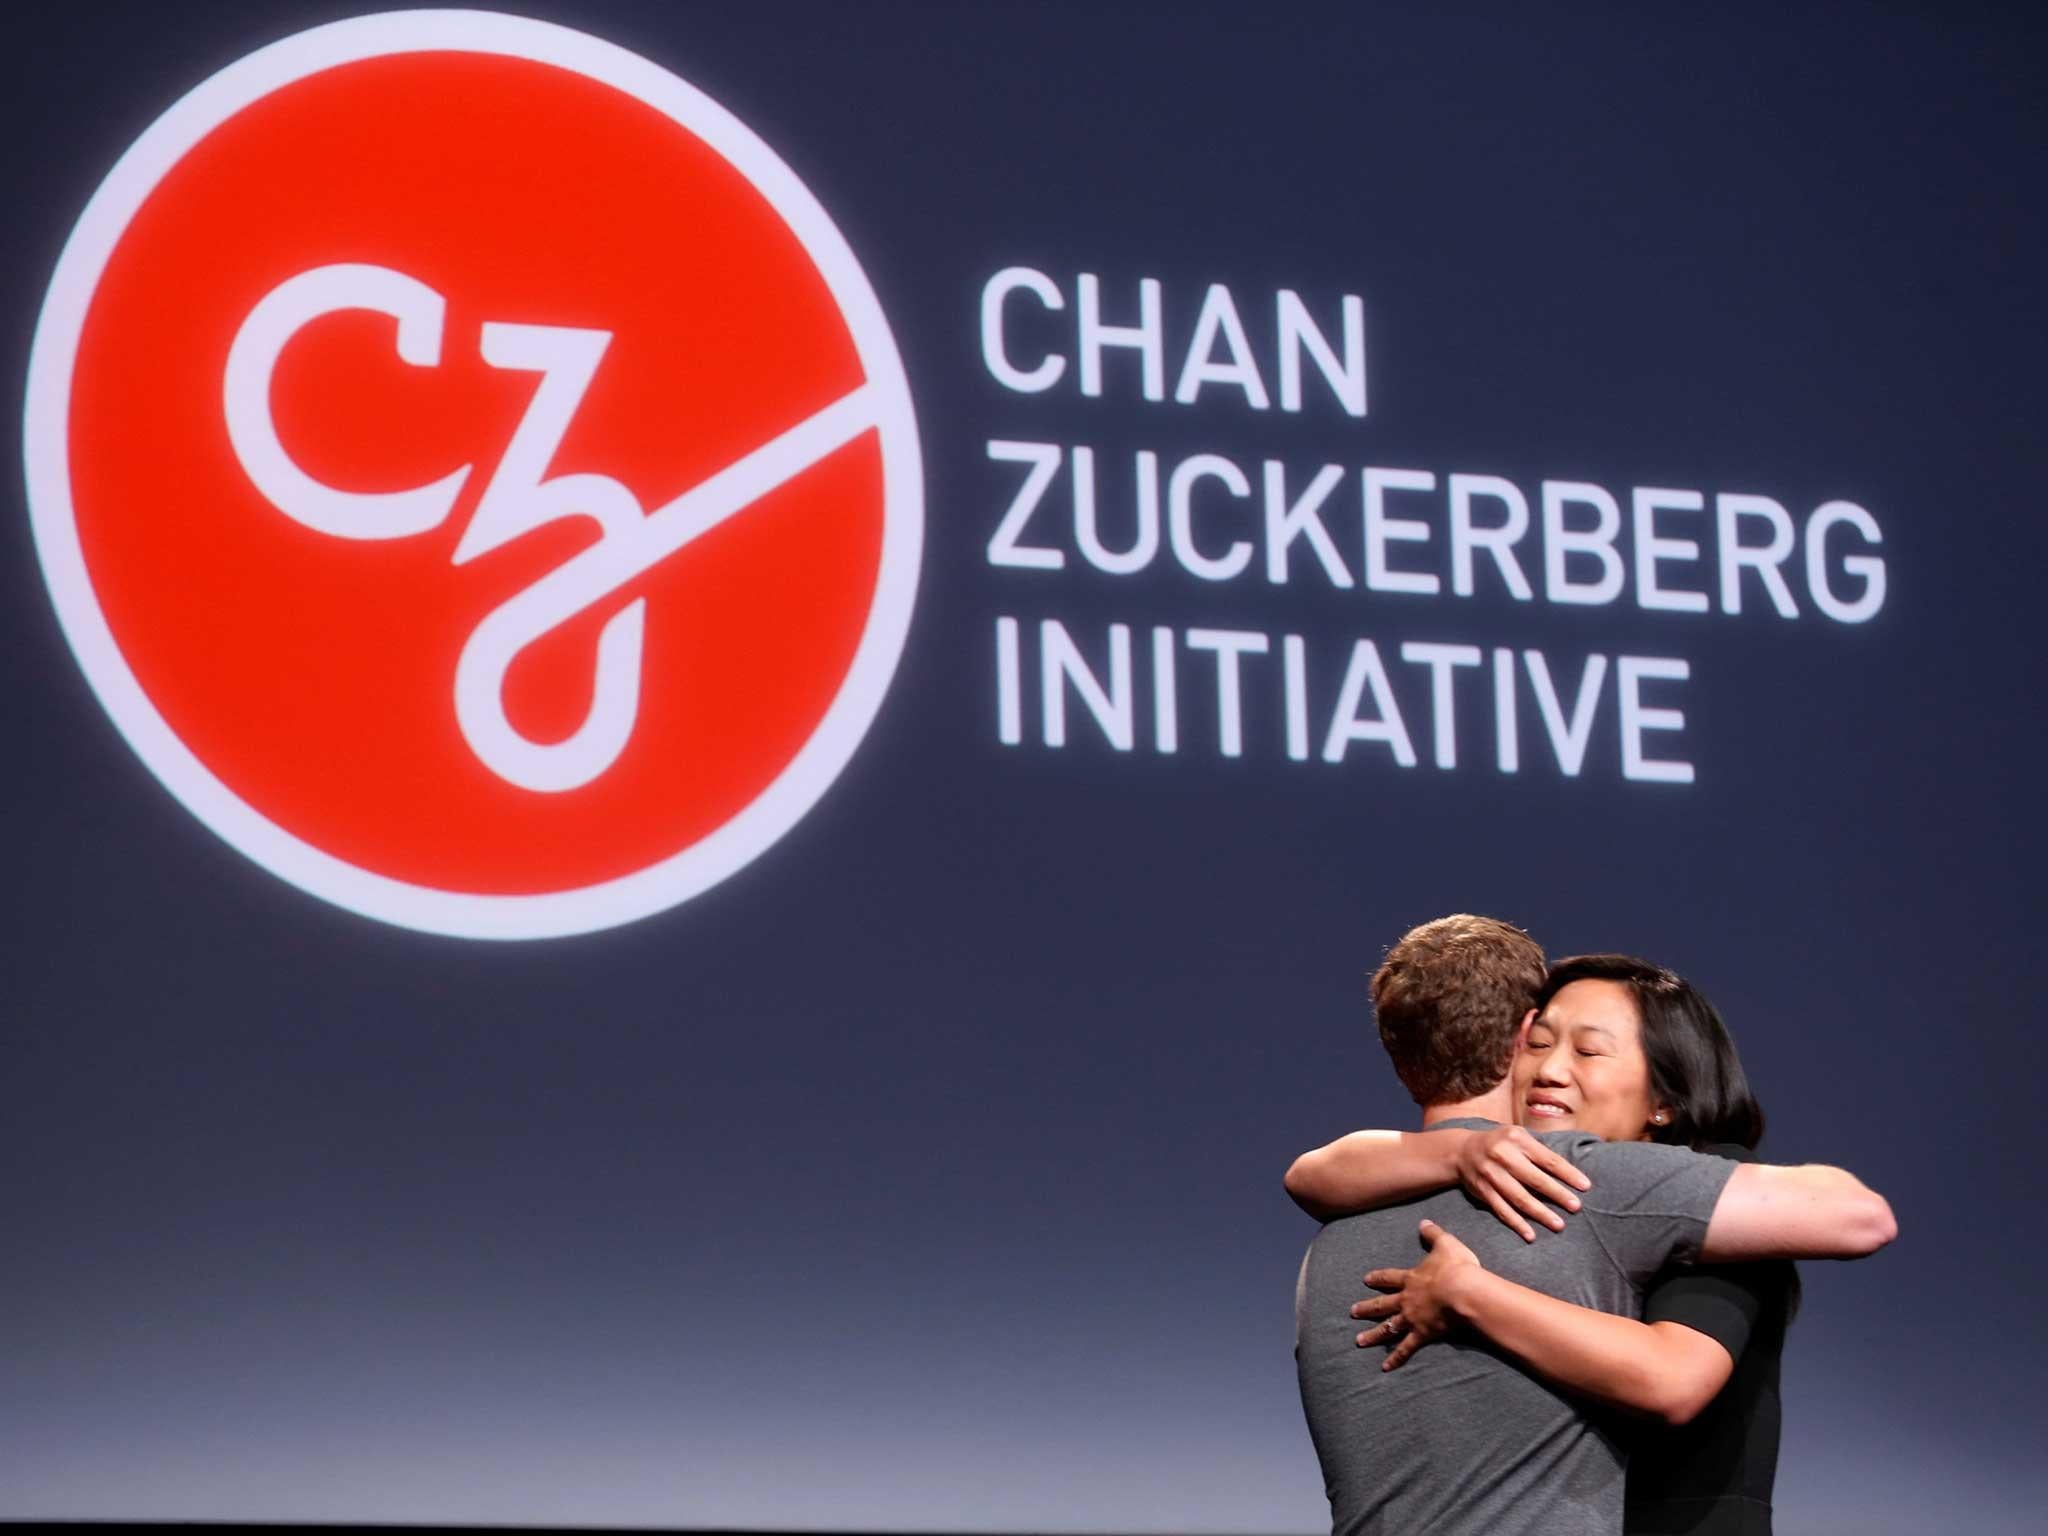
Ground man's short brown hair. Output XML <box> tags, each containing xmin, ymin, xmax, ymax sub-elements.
<box><xmin>1370</xmin><ymin>914</ymin><xmax>1547</xmax><ymax>1107</ymax></box>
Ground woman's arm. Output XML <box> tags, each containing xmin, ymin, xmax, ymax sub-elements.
<box><xmin>1352</xmin><ymin>1219</ymin><xmax>1736</xmax><ymax>1426</ymax></box>
<box><xmin>1284</xmin><ymin>1130</ymin><xmax>1466</xmax><ymax>1221</ymax></box>
<box><xmin>1286</xmin><ymin>1126</ymin><xmax>1590</xmax><ymax>1240</ymax></box>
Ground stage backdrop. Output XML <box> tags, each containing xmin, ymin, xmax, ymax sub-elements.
<box><xmin>5</xmin><ymin>3</ymin><xmax>2043</xmax><ymax>1532</ymax></box>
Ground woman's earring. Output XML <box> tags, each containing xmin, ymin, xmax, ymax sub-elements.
<box><xmin>1652</xmin><ymin>1110</ymin><xmax>1669</xmax><ymax>1125</ymax></box>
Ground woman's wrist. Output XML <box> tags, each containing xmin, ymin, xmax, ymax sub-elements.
<box><xmin>1434</xmin><ymin>1128</ymin><xmax>1473</xmax><ymax>1183</ymax></box>
<box><xmin>1437</xmin><ymin>1259</ymin><xmax>1494</xmax><ymax>1324</ymax></box>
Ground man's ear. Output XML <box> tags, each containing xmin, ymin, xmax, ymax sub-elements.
<box><xmin>1515</xmin><ymin>1008</ymin><xmax>1537</xmax><ymax>1045</ymax></box>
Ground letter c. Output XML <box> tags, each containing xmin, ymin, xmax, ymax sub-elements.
<box><xmin>980</xmin><ymin>266</ymin><xmax>1067</xmax><ymax>393</ymax></box>
<box><xmin>223</xmin><ymin>263</ymin><xmax>472</xmax><ymax>539</ymax></box>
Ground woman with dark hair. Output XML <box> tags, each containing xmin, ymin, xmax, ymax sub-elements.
<box><xmin>1287</xmin><ymin>955</ymin><xmax>1796</xmax><ymax>1536</ymax></box>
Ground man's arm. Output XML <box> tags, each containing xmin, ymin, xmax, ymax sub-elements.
<box><xmin>1574</xmin><ymin>1138</ymin><xmax>1896</xmax><ymax>1270</ymax></box>
<box><xmin>1700</xmin><ymin>1162</ymin><xmax>1897</xmax><ymax>1261</ymax></box>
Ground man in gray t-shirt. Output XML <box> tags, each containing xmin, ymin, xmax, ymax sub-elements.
<box><xmin>1289</xmin><ymin>916</ymin><xmax>1894</xmax><ymax>1536</ymax></box>
<box><xmin>1295</xmin><ymin>1119</ymin><xmax>1735</xmax><ymax>1536</ymax></box>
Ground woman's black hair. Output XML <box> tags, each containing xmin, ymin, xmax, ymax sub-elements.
<box><xmin>1536</xmin><ymin>954</ymin><xmax>1798</xmax><ymax>1318</ymax></box>
<box><xmin>1535</xmin><ymin>954</ymin><xmax>1765</xmax><ymax>1153</ymax></box>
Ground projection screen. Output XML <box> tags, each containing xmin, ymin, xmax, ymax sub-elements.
<box><xmin>5</xmin><ymin>3</ymin><xmax>2044</xmax><ymax>1532</ymax></box>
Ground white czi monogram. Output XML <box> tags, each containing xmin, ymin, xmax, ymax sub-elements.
<box><xmin>223</xmin><ymin>262</ymin><xmax>876</xmax><ymax>793</ymax></box>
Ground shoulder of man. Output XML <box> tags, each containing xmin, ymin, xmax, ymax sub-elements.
<box><xmin>1532</xmin><ymin>1132</ymin><xmax>1739</xmax><ymax>1284</ymax></box>
<box><xmin>1640</xmin><ymin>1142</ymin><xmax>1796</xmax><ymax>1343</ymax></box>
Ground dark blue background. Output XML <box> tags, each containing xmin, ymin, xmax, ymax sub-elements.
<box><xmin>4</xmin><ymin>3</ymin><xmax>2043</xmax><ymax>1531</ymax></box>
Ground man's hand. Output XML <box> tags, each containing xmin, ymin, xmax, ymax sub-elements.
<box><xmin>1350</xmin><ymin>1219</ymin><xmax>1485</xmax><ymax>1370</ymax></box>
<box><xmin>1454</xmin><ymin>1125</ymin><xmax>1590</xmax><ymax>1242</ymax></box>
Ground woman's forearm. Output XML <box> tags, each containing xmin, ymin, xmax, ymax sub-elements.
<box><xmin>1439</xmin><ymin>1268</ymin><xmax>1734</xmax><ymax>1426</ymax></box>
<box><xmin>1284</xmin><ymin>1129</ymin><xmax>1467</xmax><ymax>1219</ymax></box>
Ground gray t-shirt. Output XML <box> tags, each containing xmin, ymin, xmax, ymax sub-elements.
<box><xmin>1294</xmin><ymin>1119</ymin><xmax>1738</xmax><ymax>1536</ymax></box>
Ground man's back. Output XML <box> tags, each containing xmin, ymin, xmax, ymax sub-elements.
<box><xmin>1294</xmin><ymin>1123</ymin><xmax>1735</xmax><ymax>1536</ymax></box>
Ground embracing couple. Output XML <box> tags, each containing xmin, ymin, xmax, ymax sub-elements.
<box><xmin>1290</xmin><ymin>914</ymin><xmax>1896</xmax><ymax>1536</ymax></box>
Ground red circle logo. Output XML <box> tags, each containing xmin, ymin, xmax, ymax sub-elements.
<box><xmin>26</xmin><ymin>12</ymin><xmax>923</xmax><ymax>938</ymax></box>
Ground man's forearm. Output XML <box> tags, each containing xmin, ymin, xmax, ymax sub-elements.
<box><xmin>1701</xmin><ymin>1162</ymin><xmax>1898</xmax><ymax>1261</ymax></box>
<box><xmin>1284</xmin><ymin>1129</ymin><xmax>1467</xmax><ymax>1219</ymax></box>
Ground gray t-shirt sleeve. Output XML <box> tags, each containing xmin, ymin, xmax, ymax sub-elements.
<box><xmin>1565</xmin><ymin>1138</ymin><xmax>1739</xmax><ymax>1290</ymax></box>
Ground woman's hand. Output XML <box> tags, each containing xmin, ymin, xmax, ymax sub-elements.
<box><xmin>1350</xmin><ymin>1219</ymin><xmax>1485</xmax><ymax>1369</ymax></box>
<box><xmin>1453</xmin><ymin>1124</ymin><xmax>1591</xmax><ymax>1241</ymax></box>
<box><xmin>1355</xmin><ymin>1218</ymin><xmax>1745</xmax><ymax>1417</ymax></box>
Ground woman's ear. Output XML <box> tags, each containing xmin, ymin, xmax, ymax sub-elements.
<box><xmin>1649</xmin><ymin>1105</ymin><xmax>1673</xmax><ymax>1133</ymax></box>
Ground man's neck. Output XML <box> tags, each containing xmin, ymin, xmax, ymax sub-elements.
<box><xmin>1419</xmin><ymin>1082</ymin><xmax>1514</xmax><ymax>1128</ymax></box>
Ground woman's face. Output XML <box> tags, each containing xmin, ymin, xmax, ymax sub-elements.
<box><xmin>1511</xmin><ymin>978</ymin><xmax>1666</xmax><ymax>1142</ymax></box>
